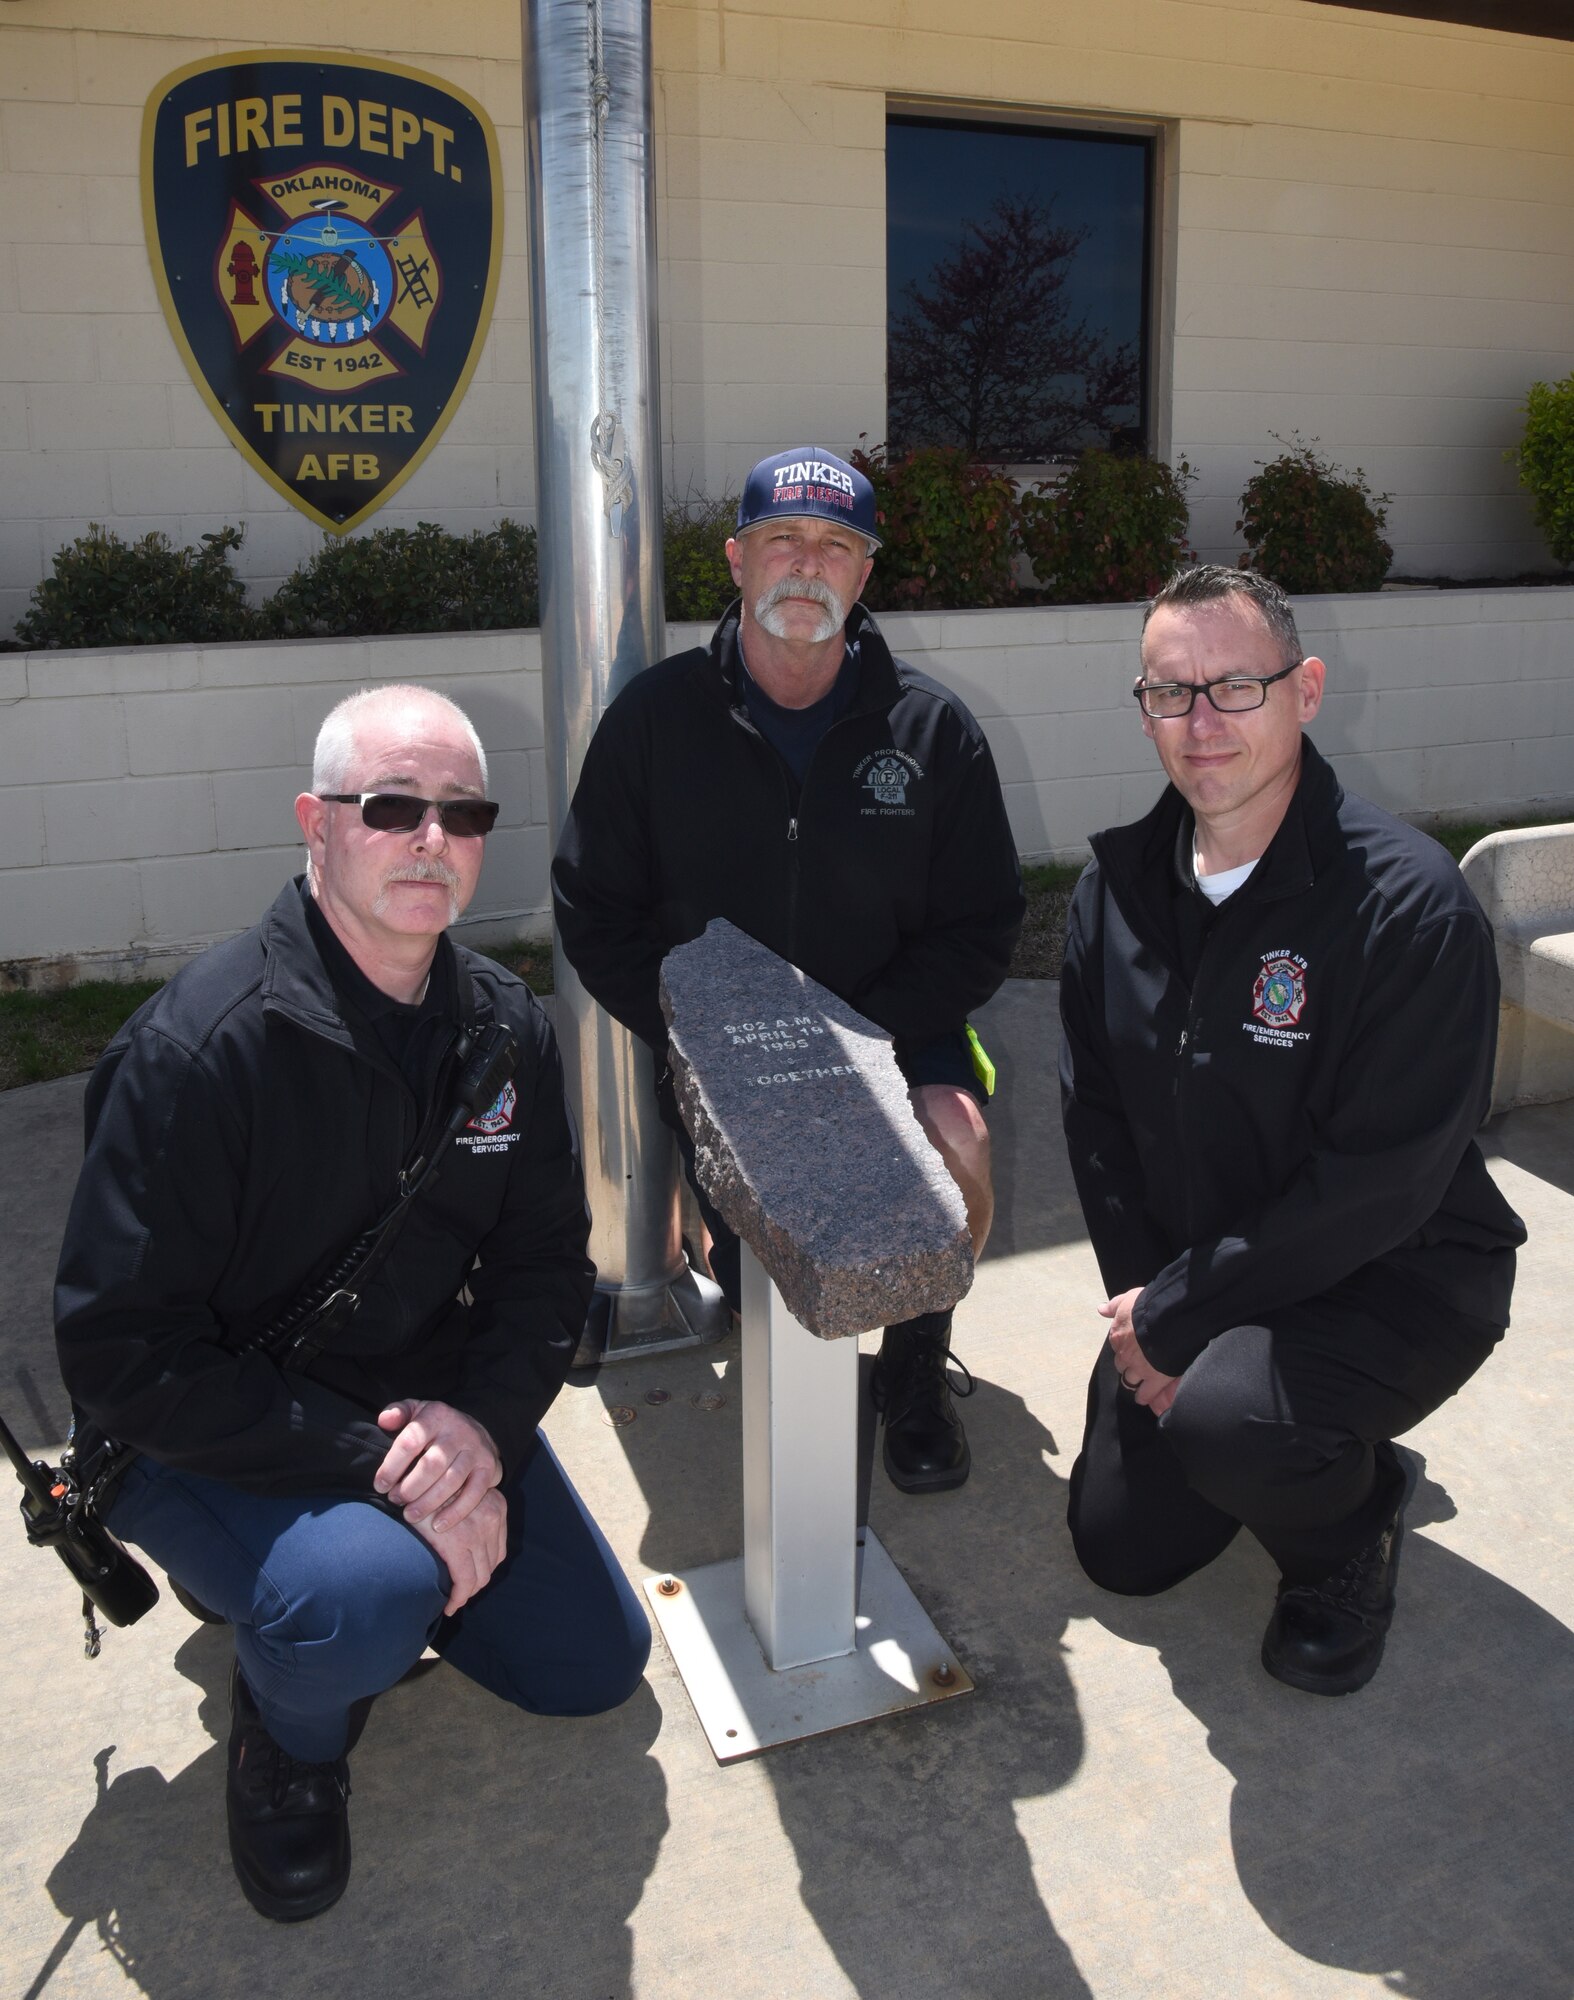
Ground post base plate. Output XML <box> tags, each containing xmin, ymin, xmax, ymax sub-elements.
<box><xmin>644</xmin><ymin>1527</ymin><xmax>972</xmax><ymax>1764</ymax></box>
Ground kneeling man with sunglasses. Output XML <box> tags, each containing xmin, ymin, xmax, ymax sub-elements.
<box><xmin>55</xmin><ymin>684</ymin><xmax>649</xmax><ymax>1920</ymax></box>
<box><xmin>1059</xmin><ymin>567</ymin><xmax>1525</xmax><ymax>1694</ymax></box>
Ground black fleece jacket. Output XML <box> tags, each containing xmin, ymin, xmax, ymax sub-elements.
<box><xmin>55</xmin><ymin>880</ymin><xmax>594</xmax><ymax>1495</ymax></box>
<box><xmin>551</xmin><ymin>602</ymin><xmax>1025</xmax><ymax>1055</ymax></box>
<box><xmin>1059</xmin><ymin>741</ymin><xmax>1524</xmax><ymax>1376</ymax></box>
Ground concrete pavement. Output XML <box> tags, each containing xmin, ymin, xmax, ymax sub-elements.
<box><xmin>0</xmin><ymin>978</ymin><xmax>1569</xmax><ymax>1999</ymax></box>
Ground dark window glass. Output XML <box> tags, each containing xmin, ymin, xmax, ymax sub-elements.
<box><xmin>886</xmin><ymin>116</ymin><xmax>1152</xmax><ymax>462</ymax></box>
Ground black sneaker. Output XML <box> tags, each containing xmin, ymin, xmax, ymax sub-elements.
<box><xmin>227</xmin><ymin>1664</ymin><xmax>352</xmax><ymax>1921</ymax></box>
<box><xmin>872</xmin><ymin>1311</ymin><xmax>974</xmax><ymax>1494</ymax></box>
<box><xmin>1261</xmin><ymin>1451</ymin><xmax>1418</xmax><ymax>1696</ymax></box>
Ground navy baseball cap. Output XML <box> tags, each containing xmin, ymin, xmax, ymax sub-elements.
<box><xmin>735</xmin><ymin>446</ymin><xmax>881</xmax><ymax>548</ymax></box>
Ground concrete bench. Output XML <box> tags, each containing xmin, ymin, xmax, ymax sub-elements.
<box><xmin>1460</xmin><ymin>824</ymin><xmax>1574</xmax><ymax>1114</ymax></box>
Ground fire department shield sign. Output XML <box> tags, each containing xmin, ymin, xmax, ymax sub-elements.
<box><xmin>142</xmin><ymin>53</ymin><xmax>502</xmax><ymax>534</ymax></box>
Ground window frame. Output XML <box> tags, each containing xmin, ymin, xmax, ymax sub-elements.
<box><xmin>885</xmin><ymin>99</ymin><xmax>1171</xmax><ymax>468</ymax></box>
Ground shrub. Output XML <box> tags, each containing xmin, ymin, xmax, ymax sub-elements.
<box><xmin>851</xmin><ymin>441</ymin><xmax>1020</xmax><ymax>611</ymax></box>
<box><xmin>461</xmin><ymin>520</ymin><xmax>542</xmax><ymax>628</ymax></box>
<box><xmin>1020</xmin><ymin>449</ymin><xmax>1193</xmax><ymax>604</ymax></box>
<box><xmin>1514</xmin><ymin>373</ymin><xmax>1574</xmax><ymax>569</ymax></box>
<box><xmin>17</xmin><ymin>524</ymin><xmax>255</xmax><ymax>648</ymax></box>
<box><xmin>1236</xmin><ymin>435</ymin><xmax>1392</xmax><ymax>593</ymax></box>
<box><xmin>663</xmin><ymin>492</ymin><xmax>738</xmax><ymax>621</ymax></box>
<box><xmin>265</xmin><ymin>520</ymin><xmax>538</xmax><ymax>636</ymax></box>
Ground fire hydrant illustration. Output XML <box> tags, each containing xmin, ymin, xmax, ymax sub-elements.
<box><xmin>227</xmin><ymin>240</ymin><xmax>260</xmax><ymax>307</ymax></box>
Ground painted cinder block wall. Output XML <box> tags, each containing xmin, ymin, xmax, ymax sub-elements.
<box><xmin>4</xmin><ymin>588</ymin><xmax>1571</xmax><ymax>979</ymax></box>
<box><xmin>2</xmin><ymin>1</ymin><xmax>1573</xmax><ymax>638</ymax></box>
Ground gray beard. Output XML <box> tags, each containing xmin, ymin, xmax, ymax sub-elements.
<box><xmin>753</xmin><ymin>575</ymin><xmax>846</xmax><ymax>644</ymax></box>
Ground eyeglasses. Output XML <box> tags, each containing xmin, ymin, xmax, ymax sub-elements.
<box><xmin>317</xmin><ymin>792</ymin><xmax>500</xmax><ymax>838</ymax></box>
<box><xmin>1133</xmin><ymin>660</ymin><xmax>1301</xmax><ymax>719</ymax></box>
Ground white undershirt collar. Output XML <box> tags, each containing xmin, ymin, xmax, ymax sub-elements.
<box><xmin>1193</xmin><ymin>849</ymin><xmax>1260</xmax><ymax>906</ymax></box>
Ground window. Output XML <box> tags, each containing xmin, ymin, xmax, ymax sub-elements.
<box><xmin>886</xmin><ymin>114</ymin><xmax>1154</xmax><ymax>463</ymax></box>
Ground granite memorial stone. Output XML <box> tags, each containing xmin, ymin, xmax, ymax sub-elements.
<box><xmin>659</xmin><ymin>919</ymin><xmax>972</xmax><ymax>1337</ymax></box>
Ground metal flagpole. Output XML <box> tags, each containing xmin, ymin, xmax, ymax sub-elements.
<box><xmin>522</xmin><ymin>0</ymin><xmax>727</xmax><ymax>1358</ymax></box>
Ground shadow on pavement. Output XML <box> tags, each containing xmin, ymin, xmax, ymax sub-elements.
<box><xmin>1081</xmin><ymin>1452</ymin><xmax>1574</xmax><ymax>1999</ymax></box>
<box><xmin>36</xmin><ymin>1623</ymin><xmax>669</xmax><ymax>2000</ymax></box>
<box><xmin>609</xmin><ymin>1332</ymin><xmax>1574</xmax><ymax>2000</ymax></box>
<box><xmin>611</xmin><ymin>1362</ymin><xmax>1095</xmax><ymax>1998</ymax></box>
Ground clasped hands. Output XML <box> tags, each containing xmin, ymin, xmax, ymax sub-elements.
<box><xmin>375</xmin><ymin>1399</ymin><xmax>505</xmax><ymax>1614</ymax></box>
<box><xmin>1100</xmin><ymin>1286</ymin><xmax>1181</xmax><ymax>1417</ymax></box>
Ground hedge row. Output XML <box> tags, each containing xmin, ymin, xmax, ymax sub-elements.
<box><xmin>17</xmin><ymin>436</ymin><xmax>1404</xmax><ymax>650</ymax></box>
<box><xmin>16</xmin><ymin>519</ymin><xmax>542</xmax><ymax>651</ymax></box>
<box><xmin>1515</xmin><ymin>372</ymin><xmax>1574</xmax><ymax>570</ymax></box>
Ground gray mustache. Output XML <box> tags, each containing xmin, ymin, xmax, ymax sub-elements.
<box><xmin>759</xmin><ymin>576</ymin><xmax>840</xmax><ymax>615</ymax></box>
<box><xmin>385</xmin><ymin>859</ymin><xmax>461</xmax><ymax>890</ymax></box>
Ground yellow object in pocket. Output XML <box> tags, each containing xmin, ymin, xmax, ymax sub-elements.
<box><xmin>965</xmin><ymin>1023</ymin><xmax>996</xmax><ymax>1099</ymax></box>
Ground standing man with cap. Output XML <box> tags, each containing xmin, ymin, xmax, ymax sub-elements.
<box><xmin>553</xmin><ymin>446</ymin><xmax>1024</xmax><ymax>1492</ymax></box>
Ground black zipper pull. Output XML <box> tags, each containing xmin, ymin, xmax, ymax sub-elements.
<box><xmin>787</xmin><ymin>817</ymin><xmax>799</xmax><ymax>843</ymax></box>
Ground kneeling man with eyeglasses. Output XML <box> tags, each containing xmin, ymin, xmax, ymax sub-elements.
<box><xmin>1060</xmin><ymin>567</ymin><xmax>1525</xmax><ymax>1694</ymax></box>
<box><xmin>55</xmin><ymin>685</ymin><xmax>649</xmax><ymax>1920</ymax></box>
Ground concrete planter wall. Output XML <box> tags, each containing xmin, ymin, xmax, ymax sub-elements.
<box><xmin>3</xmin><ymin>588</ymin><xmax>1572</xmax><ymax>982</ymax></box>
<box><xmin>1</xmin><ymin>629</ymin><xmax>548</xmax><ymax>982</ymax></box>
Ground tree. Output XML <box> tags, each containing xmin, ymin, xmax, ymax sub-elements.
<box><xmin>888</xmin><ymin>194</ymin><xmax>1140</xmax><ymax>462</ymax></box>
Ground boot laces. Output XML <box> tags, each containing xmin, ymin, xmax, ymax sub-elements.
<box><xmin>885</xmin><ymin>1342</ymin><xmax>974</xmax><ymax>1422</ymax></box>
<box><xmin>237</xmin><ymin>1730</ymin><xmax>350</xmax><ymax>1813</ymax></box>
<box><xmin>1286</xmin><ymin>1521</ymin><xmax>1394</xmax><ymax>1615</ymax></box>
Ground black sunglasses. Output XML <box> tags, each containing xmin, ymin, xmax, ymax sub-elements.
<box><xmin>318</xmin><ymin>792</ymin><xmax>500</xmax><ymax>838</ymax></box>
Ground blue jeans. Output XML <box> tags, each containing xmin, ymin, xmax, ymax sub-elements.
<box><xmin>108</xmin><ymin>1435</ymin><xmax>652</xmax><ymax>1761</ymax></box>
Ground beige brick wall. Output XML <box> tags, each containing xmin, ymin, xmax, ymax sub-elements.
<box><xmin>2</xmin><ymin>2</ymin><xmax>1572</xmax><ymax>637</ymax></box>
<box><xmin>901</xmin><ymin>585</ymin><xmax>1574</xmax><ymax>861</ymax></box>
<box><xmin>4</xmin><ymin>590</ymin><xmax>1571</xmax><ymax>978</ymax></box>
<box><xmin>1</xmin><ymin>627</ymin><xmax>547</xmax><ymax>976</ymax></box>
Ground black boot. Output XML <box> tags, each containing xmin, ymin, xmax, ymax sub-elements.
<box><xmin>1261</xmin><ymin>1451</ymin><xmax>1418</xmax><ymax>1696</ymax></box>
<box><xmin>227</xmin><ymin>1664</ymin><xmax>352</xmax><ymax>1921</ymax></box>
<box><xmin>872</xmin><ymin>1311</ymin><xmax>973</xmax><ymax>1494</ymax></box>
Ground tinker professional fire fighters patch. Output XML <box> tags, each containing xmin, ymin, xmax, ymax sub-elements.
<box><xmin>855</xmin><ymin>747</ymin><xmax>923</xmax><ymax>817</ymax></box>
<box><xmin>142</xmin><ymin>53</ymin><xmax>502</xmax><ymax>534</ymax></box>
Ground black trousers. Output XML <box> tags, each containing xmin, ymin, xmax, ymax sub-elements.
<box><xmin>1067</xmin><ymin>1271</ymin><xmax>1504</xmax><ymax>1591</ymax></box>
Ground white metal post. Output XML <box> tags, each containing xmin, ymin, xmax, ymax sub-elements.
<box><xmin>740</xmin><ymin>1245</ymin><xmax>858</xmax><ymax>1671</ymax></box>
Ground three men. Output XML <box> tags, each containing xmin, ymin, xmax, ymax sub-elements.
<box><xmin>552</xmin><ymin>446</ymin><xmax>1025</xmax><ymax>1492</ymax></box>
<box><xmin>55</xmin><ymin>685</ymin><xmax>649</xmax><ymax>1921</ymax></box>
<box><xmin>1059</xmin><ymin>566</ymin><xmax>1525</xmax><ymax>1692</ymax></box>
<box><xmin>49</xmin><ymin>511</ymin><xmax>1525</xmax><ymax>1950</ymax></box>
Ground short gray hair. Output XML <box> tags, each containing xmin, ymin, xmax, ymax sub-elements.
<box><xmin>311</xmin><ymin>684</ymin><xmax>488</xmax><ymax>793</ymax></box>
<box><xmin>1143</xmin><ymin>565</ymin><xmax>1303</xmax><ymax>669</ymax></box>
